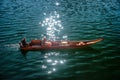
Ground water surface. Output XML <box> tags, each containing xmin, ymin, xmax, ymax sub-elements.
<box><xmin>0</xmin><ymin>0</ymin><xmax>120</xmax><ymax>80</ymax></box>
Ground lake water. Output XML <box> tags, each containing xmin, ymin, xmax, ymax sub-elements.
<box><xmin>0</xmin><ymin>0</ymin><xmax>120</xmax><ymax>80</ymax></box>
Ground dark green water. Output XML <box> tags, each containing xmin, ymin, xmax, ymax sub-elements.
<box><xmin>0</xmin><ymin>0</ymin><xmax>120</xmax><ymax>80</ymax></box>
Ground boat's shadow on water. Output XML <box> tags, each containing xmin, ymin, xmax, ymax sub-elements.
<box><xmin>20</xmin><ymin>46</ymin><xmax>102</xmax><ymax>58</ymax></box>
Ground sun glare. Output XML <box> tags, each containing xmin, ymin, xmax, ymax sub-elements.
<box><xmin>40</xmin><ymin>11</ymin><xmax>63</xmax><ymax>40</ymax></box>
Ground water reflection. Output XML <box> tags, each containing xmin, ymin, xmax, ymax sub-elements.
<box><xmin>38</xmin><ymin>9</ymin><xmax>66</xmax><ymax>75</ymax></box>
<box><xmin>55</xmin><ymin>2</ymin><xmax>60</xmax><ymax>6</ymax></box>
<box><xmin>41</xmin><ymin>52</ymin><xmax>66</xmax><ymax>74</ymax></box>
<box><xmin>20</xmin><ymin>47</ymin><xmax>101</xmax><ymax>76</ymax></box>
<box><xmin>40</xmin><ymin>11</ymin><xmax>64</xmax><ymax>40</ymax></box>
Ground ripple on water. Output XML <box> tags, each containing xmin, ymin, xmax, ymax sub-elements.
<box><xmin>0</xmin><ymin>0</ymin><xmax>120</xmax><ymax>80</ymax></box>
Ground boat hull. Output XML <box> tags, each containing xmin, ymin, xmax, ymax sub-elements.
<box><xmin>20</xmin><ymin>38</ymin><xmax>103</xmax><ymax>51</ymax></box>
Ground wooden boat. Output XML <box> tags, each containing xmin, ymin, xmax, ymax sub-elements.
<box><xmin>19</xmin><ymin>38</ymin><xmax>103</xmax><ymax>51</ymax></box>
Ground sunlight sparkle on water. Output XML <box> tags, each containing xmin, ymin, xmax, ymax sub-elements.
<box><xmin>48</xmin><ymin>71</ymin><xmax>52</xmax><ymax>74</ymax></box>
<box><xmin>47</xmin><ymin>59</ymin><xmax>52</xmax><ymax>63</ymax></box>
<box><xmin>53</xmin><ymin>68</ymin><xmax>56</xmax><ymax>71</ymax></box>
<box><xmin>42</xmin><ymin>65</ymin><xmax>47</xmax><ymax>69</ymax></box>
<box><xmin>40</xmin><ymin>11</ymin><xmax>63</xmax><ymax>40</ymax></box>
<box><xmin>42</xmin><ymin>52</ymin><xmax>66</xmax><ymax>74</ymax></box>
<box><xmin>55</xmin><ymin>2</ymin><xmax>60</xmax><ymax>6</ymax></box>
